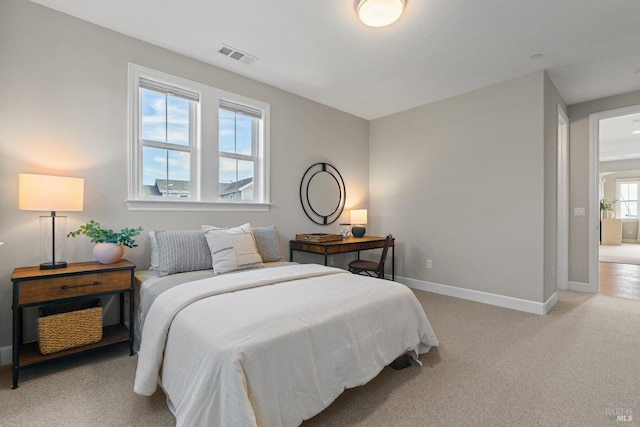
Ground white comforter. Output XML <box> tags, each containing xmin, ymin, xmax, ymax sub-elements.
<box><xmin>134</xmin><ymin>264</ymin><xmax>438</xmax><ymax>427</ymax></box>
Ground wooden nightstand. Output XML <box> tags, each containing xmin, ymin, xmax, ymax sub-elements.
<box><xmin>11</xmin><ymin>260</ymin><xmax>135</xmax><ymax>389</ymax></box>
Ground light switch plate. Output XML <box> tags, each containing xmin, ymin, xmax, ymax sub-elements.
<box><xmin>574</xmin><ymin>207</ymin><xmax>586</xmax><ymax>216</ymax></box>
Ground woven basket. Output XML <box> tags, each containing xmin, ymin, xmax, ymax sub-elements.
<box><xmin>38</xmin><ymin>299</ymin><xmax>103</xmax><ymax>355</ymax></box>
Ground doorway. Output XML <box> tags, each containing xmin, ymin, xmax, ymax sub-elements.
<box><xmin>589</xmin><ymin>104</ymin><xmax>640</xmax><ymax>298</ymax></box>
<box><xmin>557</xmin><ymin>106</ymin><xmax>569</xmax><ymax>291</ymax></box>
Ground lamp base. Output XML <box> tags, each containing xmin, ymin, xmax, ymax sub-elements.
<box><xmin>352</xmin><ymin>225</ymin><xmax>366</xmax><ymax>238</ymax></box>
<box><xmin>39</xmin><ymin>261</ymin><xmax>67</xmax><ymax>270</ymax></box>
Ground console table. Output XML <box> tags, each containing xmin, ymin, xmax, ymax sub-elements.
<box><xmin>601</xmin><ymin>218</ymin><xmax>622</xmax><ymax>245</ymax></box>
<box><xmin>289</xmin><ymin>235</ymin><xmax>395</xmax><ymax>280</ymax></box>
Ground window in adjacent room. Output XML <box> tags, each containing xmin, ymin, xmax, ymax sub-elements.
<box><xmin>128</xmin><ymin>64</ymin><xmax>270</xmax><ymax>210</ymax></box>
<box><xmin>617</xmin><ymin>179</ymin><xmax>639</xmax><ymax>218</ymax></box>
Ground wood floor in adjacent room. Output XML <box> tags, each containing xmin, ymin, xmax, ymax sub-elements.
<box><xmin>599</xmin><ymin>261</ymin><xmax>640</xmax><ymax>300</ymax></box>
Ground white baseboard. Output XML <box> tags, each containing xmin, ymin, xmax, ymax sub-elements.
<box><xmin>397</xmin><ymin>275</ymin><xmax>557</xmax><ymax>315</ymax></box>
<box><xmin>0</xmin><ymin>345</ymin><xmax>11</xmax><ymax>367</ymax></box>
<box><xmin>543</xmin><ymin>292</ymin><xmax>558</xmax><ymax>314</ymax></box>
<box><xmin>568</xmin><ymin>280</ymin><xmax>591</xmax><ymax>292</ymax></box>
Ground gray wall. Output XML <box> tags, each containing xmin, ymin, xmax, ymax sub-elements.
<box><xmin>568</xmin><ymin>90</ymin><xmax>640</xmax><ymax>284</ymax></box>
<box><xmin>368</xmin><ymin>71</ymin><xmax>549</xmax><ymax>303</ymax></box>
<box><xmin>0</xmin><ymin>0</ymin><xmax>370</xmax><ymax>350</ymax></box>
<box><xmin>6</xmin><ymin>0</ymin><xmax>632</xmax><ymax>357</ymax></box>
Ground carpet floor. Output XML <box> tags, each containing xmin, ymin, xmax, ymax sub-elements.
<box><xmin>600</xmin><ymin>243</ymin><xmax>640</xmax><ymax>265</ymax></box>
<box><xmin>1</xmin><ymin>289</ymin><xmax>638</xmax><ymax>426</ymax></box>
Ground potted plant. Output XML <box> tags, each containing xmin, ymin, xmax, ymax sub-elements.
<box><xmin>600</xmin><ymin>198</ymin><xmax>617</xmax><ymax>219</ymax></box>
<box><xmin>68</xmin><ymin>220</ymin><xmax>143</xmax><ymax>264</ymax></box>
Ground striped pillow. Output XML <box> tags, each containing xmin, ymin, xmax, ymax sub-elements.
<box><xmin>151</xmin><ymin>230</ymin><xmax>212</xmax><ymax>276</ymax></box>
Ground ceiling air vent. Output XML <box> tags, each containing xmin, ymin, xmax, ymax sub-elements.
<box><xmin>217</xmin><ymin>44</ymin><xmax>257</xmax><ymax>65</ymax></box>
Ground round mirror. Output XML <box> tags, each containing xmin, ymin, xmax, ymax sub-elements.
<box><xmin>300</xmin><ymin>163</ymin><xmax>346</xmax><ymax>225</ymax></box>
<box><xmin>308</xmin><ymin>171</ymin><xmax>341</xmax><ymax>217</ymax></box>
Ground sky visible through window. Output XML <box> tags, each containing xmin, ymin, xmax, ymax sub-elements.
<box><xmin>141</xmin><ymin>89</ymin><xmax>190</xmax><ymax>185</ymax></box>
<box><xmin>141</xmin><ymin>89</ymin><xmax>254</xmax><ymax>187</ymax></box>
<box><xmin>219</xmin><ymin>108</ymin><xmax>254</xmax><ymax>186</ymax></box>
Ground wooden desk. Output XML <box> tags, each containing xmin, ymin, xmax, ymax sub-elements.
<box><xmin>289</xmin><ymin>236</ymin><xmax>395</xmax><ymax>280</ymax></box>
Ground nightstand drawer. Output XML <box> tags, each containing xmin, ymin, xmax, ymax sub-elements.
<box><xmin>18</xmin><ymin>270</ymin><xmax>131</xmax><ymax>305</ymax></box>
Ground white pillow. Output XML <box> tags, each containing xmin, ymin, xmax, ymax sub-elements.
<box><xmin>202</xmin><ymin>223</ymin><xmax>263</xmax><ymax>273</ymax></box>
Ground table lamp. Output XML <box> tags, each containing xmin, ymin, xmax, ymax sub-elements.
<box><xmin>18</xmin><ymin>173</ymin><xmax>84</xmax><ymax>269</ymax></box>
<box><xmin>350</xmin><ymin>209</ymin><xmax>368</xmax><ymax>238</ymax></box>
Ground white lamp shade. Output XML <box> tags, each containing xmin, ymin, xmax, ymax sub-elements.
<box><xmin>350</xmin><ymin>209</ymin><xmax>368</xmax><ymax>225</ymax></box>
<box><xmin>357</xmin><ymin>0</ymin><xmax>405</xmax><ymax>27</ymax></box>
<box><xmin>19</xmin><ymin>174</ymin><xmax>84</xmax><ymax>212</ymax></box>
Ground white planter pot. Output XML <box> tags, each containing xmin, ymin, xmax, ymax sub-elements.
<box><xmin>93</xmin><ymin>243</ymin><xmax>124</xmax><ymax>264</ymax></box>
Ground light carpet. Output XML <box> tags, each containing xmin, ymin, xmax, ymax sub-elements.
<box><xmin>600</xmin><ymin>243</ymin><xmax>640</xmax><ymax>265</ymax></box>
<box><xmin>1</xmin><ymin>290</ymin><xmax>638</xmax><ymax>426</ymax></box>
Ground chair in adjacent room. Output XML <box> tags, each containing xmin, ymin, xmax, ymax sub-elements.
<box><xmin>348</xmin><ymin>234</ymin><xmax>393</xmax><ymax>279</ymax></box>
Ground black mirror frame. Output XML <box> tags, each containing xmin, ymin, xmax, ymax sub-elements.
<box><xmin>299</xmin><ymin>162</ymin><xmax>346</xmax><ymax>225</ymax></box>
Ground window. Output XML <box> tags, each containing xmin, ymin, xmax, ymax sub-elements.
<box><xmin>617</xmin><ymin>179</ymin><xmax>639</xmax><ymax>218</ymax></box>
<box><xmin>139</xmin><ymin>78</ymin><xmax>197</xmax><ymax>198</ymax></box>
<box><xmin>218</xmin><ymin>101</ymin><xmax>263</xmax><ymax>201</ymax></box>
<box><xmin>128</xmin><ymin>64</ymin><xmax>269</xmax><ymax>210</ymax></box>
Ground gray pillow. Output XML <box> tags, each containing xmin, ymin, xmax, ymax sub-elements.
<box><xmin>252</xmin><ymin>225</ymin><xmax>284</xmax><ymax>262</ymax></box>
<box><xmin>151</xmin><ymin>230</ymin><xmax>213</xmax><ymax>276</ymax></box>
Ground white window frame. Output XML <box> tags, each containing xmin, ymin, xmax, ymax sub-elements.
<box><xmin>616</xmin><ymin>178</ymin><xmax>639</xmax><ymax>218</ymax></box>
<box><xmin>218</xmin><ymin>100</ymin><xmax>263</xmax><ymax>202</ymax></box>
<box><xmin>127</xmin><ymin>63</ymin><xmax>270</xmax><ymax>211</ymax></box>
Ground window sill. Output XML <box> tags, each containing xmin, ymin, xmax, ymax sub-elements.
<box><xmin>126</xmin><ymin>199</ymin><xmax>271</xmax><ymax>212</ymax></box>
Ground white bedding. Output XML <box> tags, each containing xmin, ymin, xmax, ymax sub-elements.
<box><xmin>134</xmin><ymin>263</ymin><xmax>438</xmax><ymax>427</ymax></box>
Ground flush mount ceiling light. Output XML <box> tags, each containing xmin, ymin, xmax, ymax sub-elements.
<box><xmin>357</xmin><ymin>0</ymin><xmax>405</xmax><ymax>27</ymax></box>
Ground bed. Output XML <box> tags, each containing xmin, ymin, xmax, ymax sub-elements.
<box><xmin>133</xmin><ymin>225</ymin><xmax>438</xmax><ymax>427</ymax></box>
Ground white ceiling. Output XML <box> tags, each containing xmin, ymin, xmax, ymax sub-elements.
<box><xmin>600</xmin><ymin>111</ymin><xmax>640</xmax><ymax>162</ymax></box>
<box><xmin>30</xmin><ymin>0</ymin><xmax>640</xmax><ymax>120</ymax></box>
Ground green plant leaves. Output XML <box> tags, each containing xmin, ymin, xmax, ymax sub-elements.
<box><xmin>67</xmin><ymin>219</ymin><xmax>143</xmax><ymax>248</ymax></box>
